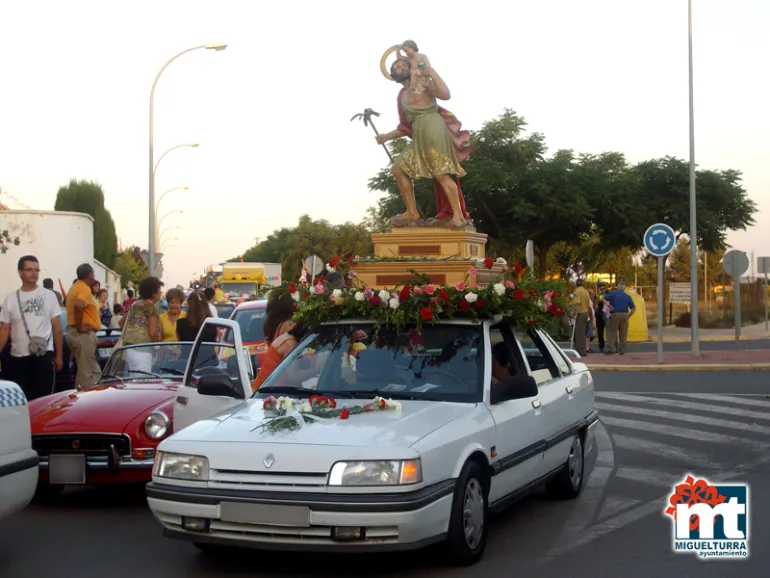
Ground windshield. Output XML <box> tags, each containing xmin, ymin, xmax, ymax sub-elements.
<box><xmin>100</xmin><ymin>342</ymin><xmax>194</xmax><ymax>381</ymax></box>
<box><xmin>257</xmin><ymin>323</ymin><xmax>484</xmax><ymax>403</ymax></box>
<box><xmin>222</xmin><ymin>282</ymin><xmax>258</xmax><ymax>297</ymax></box>
<box><xmin>215</xmin><ymin>303</ymin><xmax>235</xmax><ymax>319</ymax></box>
<box><xmin>233</xmin><ymin>308</ymin><xmax>266</xmax><ymax>343</ymax></box>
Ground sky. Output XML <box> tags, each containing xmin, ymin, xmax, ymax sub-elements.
<box><xmin>1</xmin><ymin>0</ymin><xmax>768</xmax><ymax>286</ymax></box>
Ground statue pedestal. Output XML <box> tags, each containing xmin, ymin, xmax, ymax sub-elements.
<box><xmin>355</xmin><ymin>227</ymin><xmax>502</xmax><ymax>289</ymax></box>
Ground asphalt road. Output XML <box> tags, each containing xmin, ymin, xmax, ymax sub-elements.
<box><xmin>557</xmin><ymin>337</ymin><xmax>770</xmax><ymax>353</ymax></box>
<box><xmin>3</xmin><ymin>372</ymin><xmax>768</xmax><ymax>577</ymax></box>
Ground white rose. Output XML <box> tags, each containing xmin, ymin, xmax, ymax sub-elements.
<box><xmin>354</xmin><ymin>291</ymin><xmax>365</xmax><ymax>302</ymax></box>
<box><xmin>325</xmin><ymin>264</ymin><xmax>334</xmax><ymax>273</ymax></box>
<box><xmin>291</xmin><ymin>291</ymin><xmax>300</xmax><ymax>302</ymax></box>
<box><xmin>389</xmin><ymin>297</ymin><xmax>400</xmax><ymax>309</ymax></box>
<box><xmin>493</xmin><ymin>314</ymin><xmax>503</xmax><ymax>322</ymax></box>
<box><xmin>495</xmin><ymin>257</ymin><xmax>508</xmax><ymax>266</ymax></box>
<box><xmin>386</xmin><ymin>399</ymin><xmax>402</xmax><ymax>411</ymax></box>
<box><xmin>298</xmin><ymin>402</ymin><xmax>312</xmax><ymax>414</ymax></box>
<box><xmin>332</xmin><ymin>289</ymin><xmax>343</xmax><ymax>299</ymax></box>
<box><xmin>378</xmin><ymin>290</ymin><xmax>390</xmax><ymax>302</ymax></box>
<box><xmin>464</xmin><ymin>292</ymin><xmax>478</xmax><ymax>303</ymax></box>
<box><xmin>493</xmin><ymin>283</ymin><xmax>505</xmax><ymax>296</ymax></box>
<box><xmin>309</xmin><ymin>284</ymin><xmax>316</xmax><ymax>294</ymax></box>
<box><xmin>475</xmin><ymin>258</ymin><xmax>485</xmax><ymax>265</ymax></box>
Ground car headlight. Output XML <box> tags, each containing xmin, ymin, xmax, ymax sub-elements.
<box><xmin>328</xmin><ymin>459</ymin><xmax>422</xmax><ymax>486</ymax></box>
<box><xmin>144</xmin><ymin>410</ymin><xmax>171</xmax><ymax>440</ymax></box>
<box><xmin>153</xmin><ymin>451</ymin><xmax>209</xmax><ymax>481</ymax></box>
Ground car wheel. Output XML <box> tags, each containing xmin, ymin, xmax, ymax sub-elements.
<box><xmin>33</xmin><ymin>484</ymin><xmax>65</xmax><ymax>503</ymax></box>
<box><xmin>444</xmin><ymin>460</ymin><xmax>488</xmax><ymax>566</ymax></box>
<box><xmin>546</xmin><ymin>432</ymin><xmax>584</xmax><ymax>500</ymax></box>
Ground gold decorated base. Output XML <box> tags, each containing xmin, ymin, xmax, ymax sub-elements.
<box><xmin>354</xmin><ymin>227</ymin><xmax>503</xmax><ymax>289</ymax></box>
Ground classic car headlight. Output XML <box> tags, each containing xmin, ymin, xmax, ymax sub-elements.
<box><xmin>144</xmin><ymin>410</ymin><xmax>171</xmax><ymax>440</ymax></box>
<box><xmin>153</xmin><ymin>451</ymin><xmax>209</xmax><ymax>481</ymax></box>
<box><xmin>328</xmin><ymin>459</ymin><xmax>422</xmax><ymax>486</ymax></box>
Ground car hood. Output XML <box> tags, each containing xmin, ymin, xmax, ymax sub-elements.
<box><xmin>170</xmin><ymin>399</ymin><xmax>477</xmax><ymax>448</ymax></box>
<box><xmin>31</xmin><ymin>380</ymin><xmax>180</xmax><ymax>433</ymax></box>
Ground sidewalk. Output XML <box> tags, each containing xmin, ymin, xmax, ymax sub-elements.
<box><xmin>584</xmin><ymin>349</ymin><xmax>770</xmax><ymax>372</ymax></box>
<box><xmin>653</xmin><ymin>322</ymin><xmax>770</xmax><ymax>343</ymax></box>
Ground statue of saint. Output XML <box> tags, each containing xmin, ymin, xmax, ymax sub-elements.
<box><xmin>377</xmin><ymin>47</ymin><xmax>472</xmax><ymax>228</ymax></box>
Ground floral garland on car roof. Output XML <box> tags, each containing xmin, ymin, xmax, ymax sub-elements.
<box><xmin>271</xmin><ymin>254</ymin><xmax>569</xmax><ymax>333</ymax></box>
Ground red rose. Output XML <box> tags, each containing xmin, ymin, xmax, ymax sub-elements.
<box><xmin>329</xmin><ymin>257</ymin><xmax>341</xmax><ymax>268</ymax></box>
<box><xmin>459</xmin><ymin>300</ymin><xmax>471</xmax><ymax>312</ymax></box>
<box><xmin>438</xmin><ymin>290</ymin><xmax>450</xmax><ymax>301</ymax></box>
<box><xmin>529</xmin><ymin>289</ymin><xmax>538</xmax><ymax>297</ymax></box>
<box><xmin>377</xmin><ymin>398</ymin><xmax>386</xmax><ymax>409</ymax></box>
<box><xmin>369</xmin><ymin>296</ymin><xmax>380</xmax><ymax>307</ymax></box>
<box><xmin>340</xmin><ymin>408</ymin><xmax>350</xmax><ymax>420</ymax></box>
<box><xmin>399</xmin><ymin>285</ymin><xmax>411</xmax><ymax>301</ymax></box>
<box><xmin>514</xmin><ymin>263</ymin><xmax>523</xmax><ymax>274</ymax></box>
<box><xmin>420</xmin><ymin>307</ymin><xmax>433</xmax><ymax>321</ymax></box>
<box><xmin>514</xmin><ymin>289</ymin><xmax>524</xmax><ymax>300</ymax></box>
<box><xmin>528</xmin><ymin>318</ymin><xmax>537</xmax><ymax>325</ymax></box>
<box><xmin>348</xmin><ymin>257</ymin><xmax>355</xmax><ymax>267</ymax></box>
<box><xmin>329</xmin><ymin>398</ymin><xmax>337</xmax><ymax>409</ymax></box>
<box><xmin>484</xmin><ymin>257</ymin><xmax>493</xmax><ymax>269</ymax></box>
<box><xmin>288</xmin><ymin>283</ymin><xmax>296</xmax><ymax>294</ymax></box>
<box><xmin>475</xmin><ymin>298</ymin><xmax>486</xmax><ymax>309</ymax></box>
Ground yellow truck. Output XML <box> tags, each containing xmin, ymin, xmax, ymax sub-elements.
<box><xmin>215</xmin><ymin>262</ymin><xmax>282</xmax><ymax>300</ymax></box>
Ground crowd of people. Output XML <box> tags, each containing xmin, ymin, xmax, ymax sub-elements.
<box><xmin>570</xmin><ymin>279</ymin><xmax>637</xmax><ymax>356</ymax></box>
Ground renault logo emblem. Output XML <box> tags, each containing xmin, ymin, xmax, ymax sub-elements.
<box><xmin>263</xmin><ymin>454</ymin><xmax>275</xmax><ymax>469</ymax></box>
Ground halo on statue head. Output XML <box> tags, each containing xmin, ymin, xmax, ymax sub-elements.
<box><xmin>380</xmin><ymin>44</ymin><xmax>409</xmax><ymax>81</ymax></box>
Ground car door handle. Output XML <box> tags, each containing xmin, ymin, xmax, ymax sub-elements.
<box><xmin>176</xmin><ymin>396</ymin><xmax>188</xmax><ymax>405</ymax></box>
<box><xmin>566</xmin><ymin>385</ymin><xmax>574</xmax><ymax>394</ymax></box>
<box><xmin>532</xmin><ymin>400</ymin><xmax>541</xmax><ymax>409</ymax></box>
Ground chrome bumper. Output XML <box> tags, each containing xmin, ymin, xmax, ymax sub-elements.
<box><xmin>38</xmin><ymin>456</ymin><xmax>154</xmax><ymax>470</ymax></box>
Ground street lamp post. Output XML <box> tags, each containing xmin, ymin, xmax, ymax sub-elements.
<box><xmin>157</xmin><ymin>210</ymin><xmax>183</xmax><ymax>235</ymax></box>
<box><xmin>149</xmin><ymin>42</ymin><xmax>227</xmax><ymax>277</ymax></box>
<box><xmin>156</xmin><ymin>185</ymin><xmax>189</xmax><ymax>214</ymax></box>
<box><xmin>687</xmin><ymin>0</ymin><xmax>700</xmax><ymax>355</ymax></box>
<box><xmin>159</xmin><ymin>226</ymin><xmax>181</xmax><ymax>243</ymax></box>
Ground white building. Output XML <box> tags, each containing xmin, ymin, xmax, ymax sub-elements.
<box><xmin>0</xmin><ymin>210</ymin><xmax>121</xmax><ymax>306</ymax></box>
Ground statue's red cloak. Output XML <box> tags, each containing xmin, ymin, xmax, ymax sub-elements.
<box><xmin>395</xmin><ymin>88</ymin><xmax>471</xmax><ymax>220</ymax></box>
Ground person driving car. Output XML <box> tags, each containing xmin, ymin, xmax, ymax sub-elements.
<box><xmin>491</xmin><ymin>341</ymin><xmax>511</xmax><ymax>387</ymax></box>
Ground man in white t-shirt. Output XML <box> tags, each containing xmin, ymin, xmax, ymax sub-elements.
<box><xmin>0</xmin><ymin>255</ymin><xmax>63</xmax><ymax>400</ymax></box>
<box><xmin>203</xmin><ymin>287</ymin><xmax>219</xmax><ymax>318</ymax></box>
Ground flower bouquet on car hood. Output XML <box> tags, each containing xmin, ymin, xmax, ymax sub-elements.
<box><xmin>272</xmin><ymin>254</ymin><xmax>569</xmax><ymax>334</ymax></box>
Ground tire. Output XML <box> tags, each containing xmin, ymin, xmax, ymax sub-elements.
<box><xmin>546</xmin><ymin>432</ymin><xmax>585</xmax><ymax>500</ymax></box>
<box><xmin>444</xmin><ymin>460</ymin><xmax>488</xmax><ymax>566</ymax></box>
<box><xmin>33</xmin><ymin>484</ymin><xmax>65</xmax><ymax>504</ymax></box>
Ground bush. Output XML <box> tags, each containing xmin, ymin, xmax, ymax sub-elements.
<box><xmin>674</xmin><ymin>310</ymin><xmax>763</xmax><ymax>329</ymax></box>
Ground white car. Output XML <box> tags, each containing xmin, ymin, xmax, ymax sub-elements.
<box><xmin>147</xmin><ymin>318</ymin><xmax>598</xmax><ymax>566</ymax></box>
<box><xmin>0</xmin><ymin>380</ymin><xmax>39</xmax><ymax>520</ymax></box>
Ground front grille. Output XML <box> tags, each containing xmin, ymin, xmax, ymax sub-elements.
<box><xmin>209</xmin><ymin>469</ymin><xmax>328</xmax><ymax>490</ymax></box>
<box><xmin>33</xmin><ymin>434</ymin><xmax>131</xmax><ymax>458</ymax></box>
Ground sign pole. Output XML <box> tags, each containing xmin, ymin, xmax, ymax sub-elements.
<box><xmin>687</xmin><ymin>0</ymin><xmax>700</xmax><ymax>356</ymax></box>
<box><xmin>765</xmin><ymin>272</ymin><xmax>768</xmax><ymax>332</ymax></box>
<box><xmin>657</xmin><ymin>257</ymin><xmax>664</xmax><ymax>364</ymax></box>
<box><xmin>733</xmin><ymin>261</ymin><xmax>741</xmax><ymax>346</ymax></box>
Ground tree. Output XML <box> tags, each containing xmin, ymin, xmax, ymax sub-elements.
<box><xmin>113</xmin><ymin>246</ymin><xmax>148</xmax><ymax>287</ymax></box>
<box><xmin>238</xmin><ymin>215</ymin><xmax>373</xmax><ymax>281</ymax></box>
<box><xmin>54</xmin><ymin>179</ymin><xmax>118</xmax><ymax>268</ymax></box>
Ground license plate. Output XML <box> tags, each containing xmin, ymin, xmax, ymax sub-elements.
<box><xmin>220</xmin><ymin>502</ymin><xmax>310</xmax><ymax>527</ymax></box>
<box><xmin>49</xmin><ymin>454</ymin><xmax>86</xmax><ymax>485</ymax></box>
<box><xmin>98</xmin><ymin>348</ymin><xmax>113</xmax><ymax>357</ymax></box>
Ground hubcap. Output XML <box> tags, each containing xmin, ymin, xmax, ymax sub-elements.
<box><xmin>568</xmin><ymin>435</ymin><xmax>583</xmax><ymax>489</ymax></box>
<box><xmin>463</xmin><ymin>478</ymin><xmax>485</xmax><ymax>549</ymax></box>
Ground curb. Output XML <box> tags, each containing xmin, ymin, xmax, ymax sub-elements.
<box><xmin>587</xmin><ymin>363</ymin><xmax>770</xmax><ymax>372</ymax></box>
<box><xmin>644</xmin><ymin>334</ymin><xmax>770</xmax><ymax>343</ymax></box>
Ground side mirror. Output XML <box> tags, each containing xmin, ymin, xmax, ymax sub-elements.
<box><xmin>198</xmin><ymin>374</ymin><xmax>245</xmax><ymax>399</ymax></box>
<box><xmin>491</xmin><ymin>375</ymin><xmax>538</xmax><ymax>404</ymax></box>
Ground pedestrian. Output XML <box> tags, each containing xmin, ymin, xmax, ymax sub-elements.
<box><xmin>120</xmin><ymin>276</ymin><xmax>164</xmax><ymax>373</ymax></box>
<box><xmin>65</xmin><ymin>263</ymin><xmax>103</xmax><ymax>388</ymax></box>
<box><xmin>586</xmin><ymin>288</ymin><xmax>596</xmax><ymax>353</ymax></box>
<box><xmin>159</xmin><ymin>287</ymin><xmax>185</xmax><ymax>342</ymax></box>
<box><xmin>42</xmin><ymin>278</ymin><xmax>63</xmax><ymax>307</ymax></box>
<box><xmin>97</xmin><ymin>288</ymin><xmax>112</xmax><ymax>328</ymax></box>
<box><xmin>203</xmin><ymin>287</ymin><xmax>219</xmax><ymax>318</ymax></box>
<box><xmin>603</xmin><ymin>280</ymin><xmax>636</xmax><ymax>355</ymax></box>
<box><xmin>570</xmin><ymin>279</ymin><xmax>594</xmax><ymax>356</ymax></box>
<box><xmin>594</xmin><ymin>282</ymin><xmax>609</xmax><ymax>352</ymax></box>
<box><xmin>0</xmin><ymin>256</ymin><xmax>64</xmax><ymax>400</ymax></box>
<box><xmin>176</xmin><ymin>291</ymin><xmax>217</xmax><ymax>342</ymax></box>
<box><xmin>252</xmin><ymin>291</ymin><xmax>300</xmax><ymax>391</ymax></box>
<box><xmin>110</xmin><ymin>303</ymin><xmax>123</xmax><ymax>329</ymax></box>
<box><xmin>123</xmin><ymin>289</ymin><xmax>136</xmax><ymax>312</ymax></box>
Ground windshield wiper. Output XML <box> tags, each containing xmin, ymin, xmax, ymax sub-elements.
<box><xmin>344</xmin><ymin>389</ymin><xmax>444</xmax><ymax>401</ymax></box>
<box><xmin>126</xmin><ymin>369</ymin><xmax>161</xmax><ymax>378</ymax></box>
<box><xmin>99</xmin><ymin>373</ymin><xmax>124</xmax><ymax>384</ymax></box>
<box><xmin>257</xmin><ymin>386</ymin><xmax>354</xmax><ymax>399</ymax></box>
<box><xmin>159</xmin><ymin>368</ymin><xmax>185</xmax><ymax>376</ymax></box>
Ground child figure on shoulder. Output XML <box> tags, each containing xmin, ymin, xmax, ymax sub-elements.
<box><xmin>399</xmin><ymin>39</ymin><xmax>429</xmax><ymax>94</ymax></box>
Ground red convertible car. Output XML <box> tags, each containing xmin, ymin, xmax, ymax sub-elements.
<box><xmin>27</xmin><ymin>334</ymin><xmax>256</xmax><ymax>499</ymax></box>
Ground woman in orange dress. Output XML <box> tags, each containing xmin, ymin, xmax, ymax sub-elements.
<box><xmin>251</xmin><ymin>292</ymin><xmax>299</xmax><ymax>391</ymax></box>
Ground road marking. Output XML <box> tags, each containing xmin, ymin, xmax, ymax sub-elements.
<box><xmin>663</xmin><ymin>392</ymin><xmax>770</xmax><ymax>409</ymax></box>
<box><xmin>614</xmin><ymin>466</ymin><xmax>682</xmax><ymax>488</ymax></box>
<box><xmin>596</xmin><ymin>391</ymin><xmax>770</xmax><ymax>396</ymax></box>
<box><xmin>597</xmin><ymin>496</ymin><xmax>641</xmax><ymax>519</ymax></box>
<box><xmin>610</xmin><ymin>434</ymin><xmax>721</xmax><ymax>470</ymax></box>
<box><xmin>539</xmin><ymin>451</ymin><xmax>770</xmax><ymax>564</ymax></box>
<box><xmin>596</xmin><ymin>392</ymin><xmax>770</xmax><ymax>422</ymax></box>
<box><xmin>594</xmin><ymin>402</ymin><xmax>770</xmax><ymax>436</ymax></box>
<box><xmin>543</xmin><ymin>422</ymin><xmax>614</xmax><ymax>558</ymax></box>
<box><xmin>600</xmin><ymin>415</ymin><xmax>769</xmax><ymax>450</ymax></box>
